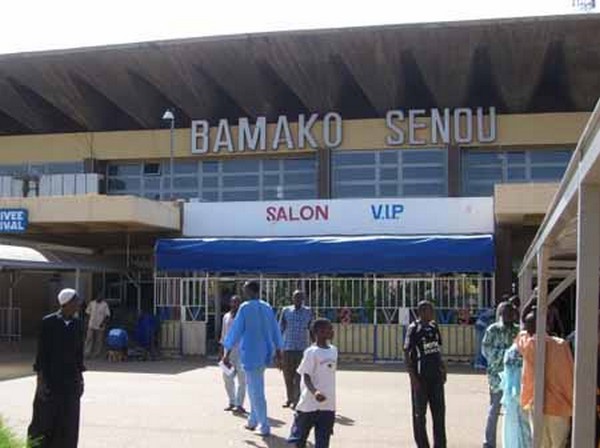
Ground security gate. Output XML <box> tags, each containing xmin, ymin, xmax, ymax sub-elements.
<box><xmin>154</xmin><ymin>274</ymin><xmax>494</xmax><ymax>361</ymax></box>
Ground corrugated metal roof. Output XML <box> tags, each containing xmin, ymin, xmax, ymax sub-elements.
<box><xmin>0</xmin><ymin>14</ymin><xmax>598</xmax><ymax>135</ymax></box>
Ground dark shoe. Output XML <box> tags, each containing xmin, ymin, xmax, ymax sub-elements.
<box><xmin>282</xmin><ymin>402</ymin><xmax>292</xmax><ymax>408</ymax></box>
<box><xmin>234</xmin><ymin>406</ymin><xmax>248</xmax><ymax>415</ymax></box>
<box><xmin>224</xmin><ymin>405</ymin><xmax>235</xmax><ymax>412</ymax></box>
<box><xmin>244</xmin><ymin>424</ymin><xmax>257</xmax><ymax>431</ymax></box>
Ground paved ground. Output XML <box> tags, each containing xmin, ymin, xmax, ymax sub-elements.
<box><xmin>0</xmin><ymin>356</ymin><xmax>491</xmax><ymax>448</ymax></box>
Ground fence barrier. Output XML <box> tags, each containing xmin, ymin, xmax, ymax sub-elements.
<box><xmin>153</xmin><ymin>274</ymin><xmax>494</xmax><ymax>362</ymax></box>
<box><xmin>0</xmin><ymin>307</ymin><xmax>21</xmax><ymax>341</ymax></box>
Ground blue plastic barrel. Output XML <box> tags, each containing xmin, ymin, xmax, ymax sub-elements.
<box><xmin>107</xmin><ymin>328</ymin><xmax>128</xmax><ymax>350</ymax></box>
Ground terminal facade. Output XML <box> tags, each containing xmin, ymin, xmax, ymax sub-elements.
<box><xmin>0</xmin><ymin>14</ymin><xmax>597</xmax><ymax>356</ymax></box>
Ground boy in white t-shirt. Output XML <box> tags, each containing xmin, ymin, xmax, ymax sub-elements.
<box><xmin>287</xmin><ymin>318</ymin><xmax>337</xmax><ymax>448</ymax></box>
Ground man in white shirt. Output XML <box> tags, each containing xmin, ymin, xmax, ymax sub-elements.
<box><xmin>85</xmin><ymin>295</ymin><xmax>111</xmax><ymax>359</ymax></box>
<box><xmin>287</xmin><ymin>318</ymin><xmax>337</xmax><ymax>448</ymax></box>
<box><xmin>220</xmin><ymin>295</ymin><xmax>246</xmax><ymax>414</ymax></box>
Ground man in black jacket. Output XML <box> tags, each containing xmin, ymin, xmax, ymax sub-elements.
<box><xmin>28</xmin><ymin>288</ymin><xmax>86</xmax><ymax>448</ymax></box>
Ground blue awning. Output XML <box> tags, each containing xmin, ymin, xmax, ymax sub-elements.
<box><xmin>155</xmin><ymin>235</ymin><xmax>495</xmax><ymax>274</ymax></box>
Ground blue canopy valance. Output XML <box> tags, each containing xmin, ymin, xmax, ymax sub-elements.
<box><xmin>155</xmin><ymin>235</ymin><xmax>495</xmax><ymax>274</ymax></box>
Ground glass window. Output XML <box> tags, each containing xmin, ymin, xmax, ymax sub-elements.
<box><xmin>333</xmin><ymin>152</ymin><xmax>376</xmax><ymax>166</ymax></box>
<box><xmin>0</xmin><ymin>165</ymin><xmax>24</xmax><ymax>176</ymax></box>
<box><xmin>143</xmin><ymin>178</ymin><xmax>161</xmax><ymax>190</ymax></box>
<box><xmin>201</xmin><ymin>161</ymin><xmax>219</xmax><ymax>173</ymax></box>
<box><xmin>530</xmin><ymin>150</ymin><xmax>572</xmax><ymax>164</ymax></box>
<box><xmin>404</xmin><ymin>183</ymin><xmax>446</xmax><ymax>197</ymax></box>
<box><xmin>507</xmin><ymin>167</ymin><xmax>527</xmax><ymax>181</ymax></box>
<box><xmin>46</xmin><ymin>162</ymin><xmax>84</xmax><ymax>174</ymax></box>
<box><xmin>380</xmin><ymin>184</ymin><xmax>399</xmax><ymax>197</ymax></box>
<box><xmin>163</xmin><ymin>161</ymin><xmax>198</xmax><ymax>175</ymax></box>
<box><xmin>108</xmin><ymin>156</ymin><xmax>318</xmax><ymax>201</ymax></box>
<box><xmin>284</xmin><ymin>172</ymin><xmax>315</xmax><ymax>185</ymax></box>
<box><xmin>264</xmin><ymin>189</ymin><xmax>282</xmax><ymax>200</ymax></box>
<box><xmin>506</xmin><ymin>152</ymin><xmax>526</xmax><ymax>165</ymax></box>
<box><xmin>223</xmin><ymin>190</ymin><xmax>260</xmax><ymax>201</ymax></box>
<box><xmin>335</xmin><ymin>184</ymin><xmax>376</xmax><ymax>198</ymax></box>
<box><xmin>202</xmin><ymin>191</ymin><xmax>219</xmax><ymax>201</ymax></box>
<box><xmin>222</xmin><ymin>159</ymin><xmax>260</xmax><ymax>173</ymax></box>
<box><xmin>332</xmin><ymin>149</ymin><xmax>447</xmax><ymax>199</ymax></box>
<box><xmin>463</xmin><ymin>149</ymin><xmax>573</xmax><ymax>196</ymax></box>
<box><xmin>283</xmin><ymin>188</ymin><xmax>317</xmax><ymax>200</ymax></box>
<box><xmin>143</xmin><ymin>163</ymin><xmax>161</xmax><ymax>176</ymax></box>
<box><xmin>263</xmin><ymin>175</ymin><xmax>281</xmax><ymax>187</ymax></box>
<box><xmin>380</xmin><ymin>168</ymin><xmax>398</xmax><ymax>181</ymax></box>
<box><xmin>467</xmin><ymin>167</ymin><xmax>503</xmax><ymax>181</ymax></box>
<box><xmin>283</xmin><ymin>158</ymin><xmax>315</xmax><ymax>171</ymax></box>
<box><xmin>380</xmin><ymin>152</ymin><xmax>398</xmax><ymax>164</ymax></box>
<box><xmin>335</xmin><ymin>167</ymin><xmax>376</xmax><ymax>182</ymax></box>
<box><xmin>173</xmin><ymin>177</ymin><xmax>198</xmax><ymax>189</ymax></box>
<box><xmin>530</xmin><ymin>166</ymin><xmax>568</xmax><ymax>181</ymax></box>
<box><xmin>202</xmin><ymin>177</ymin><xmax>219</xmax><ymax>188</ymax></box>
<box><xmin>222</xmin><ymin>175</ymin><xmax>260</xmax><ymax>188</ymax></box>
<box><xmin>402</xmin><ymin>150</ymin><xmax>445</xmax><ymax>164</ymax></box>
<box><xmin>108</xmin><ymin>163</ymin><xmax>140</xmax><ymax>176</ymax></box>
<box><xmin>403</xmin><ymin>166</ymin><xmax>445</xmax><ymax>180</ymax></box>
<box><xmin>108</xmin><ymin>178</ymin><xmax>140</xmax><ymax>191</ymax></box>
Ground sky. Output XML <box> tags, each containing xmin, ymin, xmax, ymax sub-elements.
<box><xmin>0</xmin><ymin>0</ymin><xmax>595</xmax><ymax>55</ymax></box>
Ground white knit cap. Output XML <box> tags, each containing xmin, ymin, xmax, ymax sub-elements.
<box><xmin>57</xmin><ymin>288</ymin><xmax>78</xmax><ymax>306</ymax></box>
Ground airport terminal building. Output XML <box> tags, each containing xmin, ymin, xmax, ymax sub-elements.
<box><xmin>0</xmin><ymin>14</ymin><xmax>598</xmax><ymax>358</ymax></box>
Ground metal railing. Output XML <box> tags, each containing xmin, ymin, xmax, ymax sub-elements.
<box><xmin>154</xmin><ymin>274</ymin><xmax>494</xmax><ymax>361</ymax></box>
<box><xmin>0</xmin><ymin>307</ymin><xmax>21</xmax><ymax>341</ymax></box>
<box><xmin>154</xmin><ymin>275</ymin><xmax>209</xmax><ymax>322</ymax></box>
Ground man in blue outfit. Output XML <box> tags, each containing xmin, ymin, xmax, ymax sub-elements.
<box><xmin>223</xmin><ymin>280</ymin><xmax>283</xmax><ymax>437</ymax></box>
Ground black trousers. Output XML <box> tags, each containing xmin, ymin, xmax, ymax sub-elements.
<box><xmin>282</xmin><ymin>351</ymin><xmax>303</xmax><ymax>405</ymax></box>
<box><xmin>411</xmin><ymin>378</ymin><xmax>446</xmax><ymax>448</ymax></box>
<box><xmin>28</xmin><ymin>389</ymin><xmax>81</xmax><ymax>448</ymax></box>
<box><xmin>288</xmin><ymin>410</ymin><xmax>335</xmax><ymax>448</ymax></box>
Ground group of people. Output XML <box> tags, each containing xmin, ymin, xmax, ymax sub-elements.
<box><xmin>28</xmin><ymin>280</ymin><xmax>585</xmax><ymax>448</ymax></box>
<box><xmin>220</xmin><ymin>287</ymin><xmax>450</xmax><ymax>448</ymax></box>
<box><xmin>219</xmin><ymin>282</ymin><xmax>337</xmax><ymax>447</ymax></box>
<box><xmin>481</xmin><ymin>295</ymin><xmax>575</xmax><ymax>448</ymax></box>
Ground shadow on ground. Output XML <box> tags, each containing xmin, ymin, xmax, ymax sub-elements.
<box><xmin>243</xmin><ymin>434</ymin><xmax>296</xmax><ymax>448</ymax></box>
<box><xmin>86</xmin><ymin>357</ymin><xmax>211</xmax><ymax>375</ymax></box>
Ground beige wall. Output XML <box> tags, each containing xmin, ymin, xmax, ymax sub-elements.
<box><xmin>0</xmin><ymin>112</ymin><xmax>588</xmax><ymax>164</ymax></box>
<box><xmin>0</xmin><ymin>195</ymin><xmax>180</xmax><ymax>231</ymax></box>
<box><xmin>494</xmin><ymin>183</ymin><xmax>560</xmax><ymax>224</ymax></box>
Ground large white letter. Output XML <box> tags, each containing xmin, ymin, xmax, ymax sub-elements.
<box><xmin>408</xmin><ymin>109</ymin><xmax>426</xmax><ymax>145</ymax></box>
<box><xmin>298</xmin><ymin>113</ymin><xmax>319</xmax><ymax>149</ymax></box>
<box><xmin>431</xmin><ymin>108</ymin><xmax>450</xmax><ymax>144</ymax></box>
<box><xmin>386</xmin><ymin>110</ymin><xmax>405</xmax><ymax>145</ymax></box>
<box><xmin>213</xmin><ymin>119</ymin><xmax>234</xmax><ymax>153</ymax></box>
<box><xmin>191</xmin><ymin>120</ymin><xmax>209</xmax><ymax>154</ymax></box>
<box><xmin>454</xmin><ymin>108</ymin><xmax>473</xmax><ymax>144</ymax></box>
<box><xmin>238</xmin><ymin>117</ymin><xmax>266</xmax><ymax>151</ymax></box>
<box><xmin>477</xmin><ymin>107</ymin><xmax>497</xmax><ymax>143</ymax></box>
<box><xmin>272</xmin><ymin>115</ymin><xmax>295</xmax><ymax>150</ymax></box>
<box><xmin>323</xmin><ymin>112</ymin><xmax>343</xmax><ymax>148</ymax></box>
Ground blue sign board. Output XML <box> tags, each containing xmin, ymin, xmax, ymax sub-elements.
<box><xmin>0</xmin><ymin>209</ymin><xmax>28</xmax><ymax>233</ymax></box>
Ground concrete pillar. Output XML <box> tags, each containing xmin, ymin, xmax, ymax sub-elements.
<box><xmin>495</xmin><ymin>225</ymin><xmax>514</xmax><ymax>300</ymax></box>
<box><xmin>318</xmin><ymin>147</ymin><xmax>331</xmax><ymax>199</ymax></box>
<box><xmin>533</xmin><ymin>245</ymin><xmax>549</xmax><ymax>448</ymax></box>
<box><xmin>447</xmin><ymin>144</ymin><xmax>461</xmax><ymax>196</ymax></box>
<box><xmin>572</xmin><ymin>183</ymin><xmax>600</xmax><ymax>447</ymax></box>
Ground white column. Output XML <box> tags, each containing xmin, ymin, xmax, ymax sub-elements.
<box><xmin>519</xmin><ymin>266</ymin><xmax>533</xmax><ymax>313</ymax></box>
<box><xmin>75</xmin><ymin>269</ymin><xmax>81</xmax><ymax>292</ymax></box>
<box><xmin>533</xmin><ymin>245</ymin><xmax>549</xmax><ymax>448</ymax></box>
<box><xmin>572</xmin><ymin>183</ymin><xmax>600</xmax><ymax>447</ymax></box>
